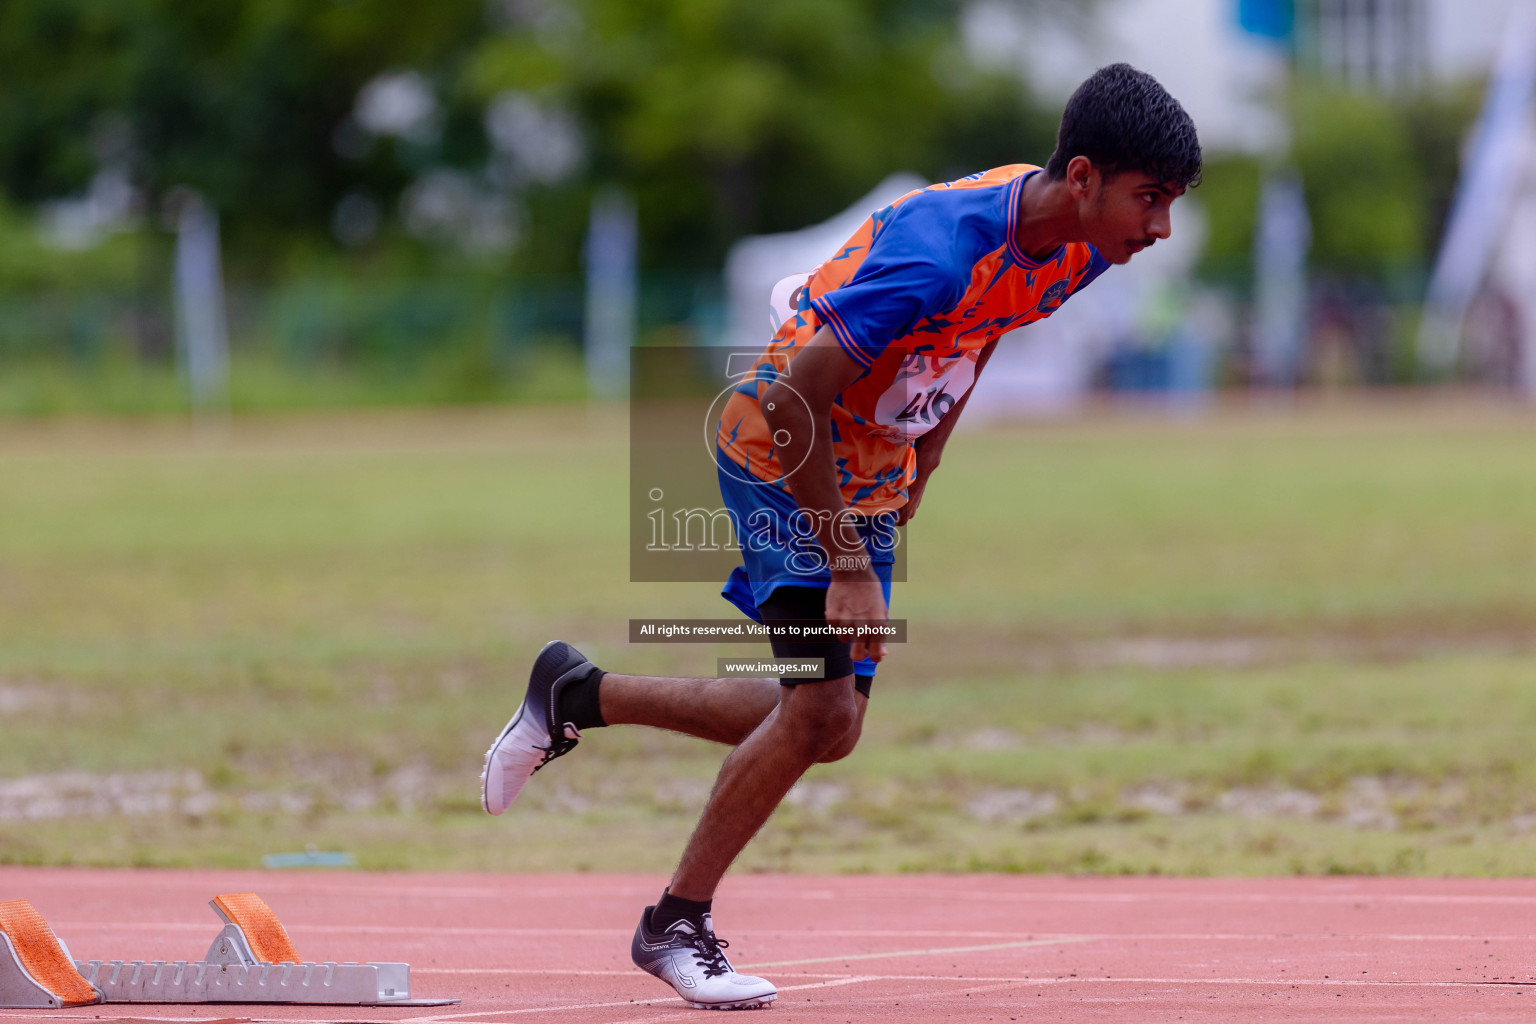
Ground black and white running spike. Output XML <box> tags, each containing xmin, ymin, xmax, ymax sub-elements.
<box><xmin>631</xmin><ymin>907</ymin><xmax>777</xmax><ymax>1010</ymax></box>
<box><xmin>480</xmin><ymin>641</ymin><xmax>600</xmax><ymax>815</ymax></box>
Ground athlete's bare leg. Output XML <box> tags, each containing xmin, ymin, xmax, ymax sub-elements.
<box><xmin>600</xmin><ymin>672</ymin><xmax>866</xmax><ymax>751</ymax></box>
<box><xmin>661</xmin><ymin>674</ymin><xmax>862</xmax><ymax>900</ymax></box>
<box><xmin>598</xmin><ymin>672</ymin><xmax>867</xmax><ymax>901</ymax></box>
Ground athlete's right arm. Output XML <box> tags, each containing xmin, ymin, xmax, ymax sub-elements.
<box><xmin>761</xmin><ymin>327</ymin><xmax>888</xmax><ymax>663</ymax></box>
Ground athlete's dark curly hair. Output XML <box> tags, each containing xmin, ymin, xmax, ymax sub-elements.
<box><xmin>1044</xmin><ymin>63</ymin><xmax>1202</xmax><ymax>189</ymax></box>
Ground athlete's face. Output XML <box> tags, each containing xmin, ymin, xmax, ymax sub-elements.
<box><xmin>1071</xmin><ymin>157</ymin><xmax>1183</xmax><ymax>264</ymax></box>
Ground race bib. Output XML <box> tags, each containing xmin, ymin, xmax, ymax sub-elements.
<box><xmin>872</xmin><ymin>349</ymin><xmax>978</xmax><ymax>438</ymax></box>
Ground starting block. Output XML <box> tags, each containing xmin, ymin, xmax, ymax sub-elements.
<box><xmin>0</xmin><ymin>892</ymin><xmax>457</xmax><ymax>1008</ymax></box>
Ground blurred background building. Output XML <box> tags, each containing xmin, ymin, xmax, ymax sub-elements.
<box><xmin>0</xmin><ymin>0</ymin><xmax>1529</xmax><ymax>415</ymax></box>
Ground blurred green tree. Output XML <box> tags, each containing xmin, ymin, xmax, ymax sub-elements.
<box><xmin>1193</xmin><ymin>154</ymin><xmax>1262</xmax><ymax>287</ymax></box>
<box><xmin>469</xmin><ymin>0</ymin><xmax>1057</xmax><ymax>270</ymax></box>
<box><xmin>0</xmin><ymin>0</ymin><xmax>488</xmax><ymax>266</ymax></box>
<box><xmin>1290</xmin><ymin>85</ymin><xmax>1427</xmax><ymax>278</ymax></box>
<box><xmin>1197</xmin><ymin>83</ymin><xmax>1479</xmax><ymax>290</ymax></box>
<box><xmin>0</xmin><ymin>0</ymin><xmax>1057</xmax><ymax>273</ymax></box>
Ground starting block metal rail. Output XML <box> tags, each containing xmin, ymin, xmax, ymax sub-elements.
<box><xmin>0</xmin><ymin>892</ymin><xmax>457</xmax><ymax>1008</ymax></box>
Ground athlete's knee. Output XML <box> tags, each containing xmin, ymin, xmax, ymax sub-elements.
<box><xmin>814</xmin><ymin>719</ymin><xmax>862</xmax><ymax>763</ymax></box>
<box><xmin>781</xmin><ymin>680</ymin><xmax>858</xmax><ymax>759</ymax></box>
<box><xmin>799</xmin><ymin>710</ymin><xmax>857</xmax><ymax>760</ymax></box>
<box><xmin>814</xmin><ymin>690</ymin><xmax>866</xmax><ymax>763</ymax></box>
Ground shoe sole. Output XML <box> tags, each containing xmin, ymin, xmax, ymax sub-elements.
<box><xmin>683</xmin><ymin>995</ymin><xmax>776</xmax><ymax>1010</ymax></box>
<box><xmin>479</xmin><ymin>700</ymin><xmax>534</xmax><ymax>815</ymax></box>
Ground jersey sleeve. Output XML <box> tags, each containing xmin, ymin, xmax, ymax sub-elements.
<box><xmin>809</xmin><ymin>201</ymin><xmax>966</xmax><ymax>369</ymax></box>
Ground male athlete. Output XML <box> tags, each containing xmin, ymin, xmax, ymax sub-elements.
<box><xmin>480</xmin><ymin>64</ymin><xmax>1201</xmax><ymax>1010</ymax></box>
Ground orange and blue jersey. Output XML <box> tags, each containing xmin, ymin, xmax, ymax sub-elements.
<box><xmin>715</xmin><ymin>164</ymin><xmax>1110</xmax><ymax>513</ymax></box>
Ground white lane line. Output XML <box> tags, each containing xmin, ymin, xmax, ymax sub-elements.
<box><xmin>742</xmin><ymin>930</ymin><xmax>1536</xmax><ymax>949</ymax></box>
<box><xmin>665</xmin><ymin>929</ymin><xmax>1536</xmax><ymax>942</ymax></box>
<box><xmin>1085</xmin><ymin>932</ymin><xmax>1536</xmax><ymax>943</ymax></box>
<box><xmin>0</xmin><ymin>1018</ymin><xmax>256</xmax><ymax>1023</ymax></box>
<box><xmin>767</xmin><ymin>978</ymin><xmax>879</xmax><ymax>993</ymax></box>
<box><xmin>415</xmin><ymin>968</ymin><xmax>665</xmax><ymax>976</ymax></box>
<box><xmin>391</xmin><ymin>970</ymin><xmax>1536</xmax><ymax>986</ymax></box>
<box><xmin>745</xmin><ymin>936</ymin><xmax>1092</xmax><ymax>967</ymax></box>
<box><xmin>2</xmin><ymin>882</ymin><xmax>664</xmax><ymax>904</ymax></box>
<box><xmin>54</xmin><ymin>922</ymin><xmax>1536</xmax><ymax>943</ymax></box>
<box><xmin>23</xmin><ymin>874</ymin><xmax>1536</xmax><ymax>907</ymax></box>
<box><xmin>12</xmin><ymin>975</ymin><xmax>1531</xmax><ymax>1024</ymax></box>
<box><xmin>391</xmin><ymin>976</ymin><xmax>882</xmax><ymax>1022</ymax></box>
<box><xmin>1014</xmin><ymin>976</ymin><xmax>1536</xmax><ymax>989</ymax></box>
<box><xmin>815</xmin><ymin>977</ymin><xmax>1040</xmax><ymax>1012</ymax></box>
<box><xmin>414</xmin><ymin>968</ymin><xmax>849</xmax><ymax>976</ymax></box>
<box><xmin>389</xmin><ymin>993</ymin><xmax>683</xmax><ymax>1021</ymax></box>
<box><xmin>50</xmin><ymin>921</ymin><xmax>628</xmax><ymax>936</ymax></box>
<box><xmin>886</xmin><ymin>889</ymin><xmax>1536</xmax><ymax>908</ymax></box>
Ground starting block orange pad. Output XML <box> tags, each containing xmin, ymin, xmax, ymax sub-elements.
<box><xmin>0</xmin><ymin>893</ymin><xmax>456</xmax><ymax>1008</ymax></box>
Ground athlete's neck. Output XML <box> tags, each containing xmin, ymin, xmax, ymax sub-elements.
<box><xmin>1014</xmin><ymin>171</ymin><xmax>1084</xmax><ymax>262</ymax></box>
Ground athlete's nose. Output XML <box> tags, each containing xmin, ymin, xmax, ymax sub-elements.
<box><xmin>1149</xmin><ymin>207</ymin><xmax>1172</xmax><ymax>240</ymax></box>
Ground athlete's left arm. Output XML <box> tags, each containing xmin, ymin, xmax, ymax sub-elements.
<box><xmin>898</xmin><ymin>339</ymin><xmax>998</xmax><ymax>526</ymax></box>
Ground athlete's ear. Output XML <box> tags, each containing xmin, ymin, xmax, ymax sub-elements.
<box><xmin>1066</xmin><ymin>155</ymin><xmax>1096</xmax><ymax>200</ymax></box>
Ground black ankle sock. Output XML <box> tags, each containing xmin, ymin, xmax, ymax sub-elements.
<box><xmin>558</xmin><ymin>667</ymin><xmax>606</xmax><ymax>731</ymax></box>
<box><xmin>650</xmin><ymin>889</ymin><xmax>712</xmax><ymax>932</ymax></box>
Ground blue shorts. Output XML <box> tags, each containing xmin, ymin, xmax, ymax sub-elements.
<box><xmin>716</xmin><ymin>451</ymin><xmax>895</xmax><ymax>679</ymax></box>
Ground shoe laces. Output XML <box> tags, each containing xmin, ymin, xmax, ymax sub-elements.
<box><xmin>528</xmin><ymin>727</ymin><xmax>577</xmax><ymax>767</ymax></box>
<box><xmin>686</xmin><ymin>931</ymin><xmax>732</xmax><ymax>979</ymax></box>
<box><xmin>533</xmin><ymin>723</ymin><xmax>580</xmax><ymax>773</ymax></box>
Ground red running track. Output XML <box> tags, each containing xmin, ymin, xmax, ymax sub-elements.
<box><xmin>2</xmin><ymin>868</ymin><xmax>1535</xmax><ymax>1022</ymax></box>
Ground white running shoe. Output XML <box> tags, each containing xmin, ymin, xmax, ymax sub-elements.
<box><xmin>480</xmin><ymin>641</ymin><xmax>600</xmax><ymax>815</ymax></box>
<box><xmin>631</xmin><ymin>907</ymin><xmax>777</xmax><ymax>1011</ymax></box>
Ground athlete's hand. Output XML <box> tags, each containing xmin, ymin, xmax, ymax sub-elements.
<box><xmin>826</xmin><ymin>575</ymin><xmax>888</xmax><ymax>664</ymax></box>
<box><xmin>898</xmin><ymin>445</ymin><xmax>941</xmax><ymax>526</ymax></box>
<box><xmin>897</xmin><ymin>475</ymin><xmax>929</xmax><ymax>525</ymax></box>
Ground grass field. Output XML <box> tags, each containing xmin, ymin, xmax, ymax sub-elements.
<box><xmin>5</xmin><ymin>396</ymin><xmax>1536</xmax><ymax>875</ymax></box>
